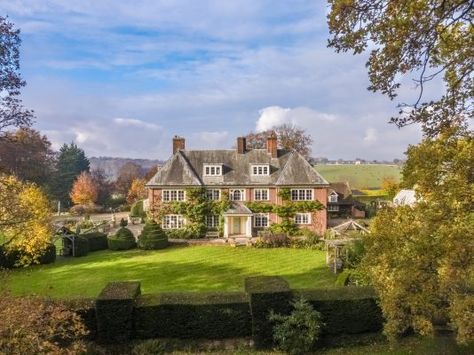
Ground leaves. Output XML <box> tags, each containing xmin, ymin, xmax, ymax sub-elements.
<box><xmin>70</xmin><ymin>171</ymin><xmax>98</xmax><ymax>205</ymax></box>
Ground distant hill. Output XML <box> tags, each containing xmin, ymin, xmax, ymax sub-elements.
<box><xmin>89</xmin><ymin>157</ymin><xmax>164</xmax><ymax>180</ymax></box>
<box><xmin>314</xmin><ymin>164</ymin><xmax>401</xmax><ymax>189</ymax></box>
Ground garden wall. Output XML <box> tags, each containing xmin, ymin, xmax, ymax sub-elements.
<box><xmin>83</xmin><ymin>277</ymin><xmax>383</xmax><ymax>348</ymax></box>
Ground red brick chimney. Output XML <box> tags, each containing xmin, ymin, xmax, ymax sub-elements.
<box><xmin>237</xmin><ymin>137</ymin><xmax>246</xmax><ymax>154</ymax></box>
<box><xmin>267</xmin><ymin>132</ymin><xmax>278</xmax><ymax>158</ymax></box>
<box><xmin>172</xmin><ymin>135</ymin><xmax>185</xmax><ymax>154</ymax></box>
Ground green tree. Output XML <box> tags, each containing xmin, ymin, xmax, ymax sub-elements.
<box><xmin>363</xmin><ymin>129</ymin><xmax>473</xmax><ymax>343</ymax></box>
<box><xmin>52</xmin><ymin>143</ymin><xmax>90</xmax><ymax>208</ymax></box>
<box><xmin>328</xmin><ymin>0</ymin><xmax>473</xmax><ymax>136</ymax></box>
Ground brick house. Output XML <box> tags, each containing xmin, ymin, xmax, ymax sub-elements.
<box><xmin>146</xmin><ymin>134</ymin><xmax>329</xmax><ymax>237</ymax></box>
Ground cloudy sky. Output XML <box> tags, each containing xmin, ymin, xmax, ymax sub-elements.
<box><xmin>2</xmin><ymin>1</ymin><xmax>428</xmax><ymax>160</ymax></box>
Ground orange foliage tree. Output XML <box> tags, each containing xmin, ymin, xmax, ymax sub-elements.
<box><xmin>70</xmin><ymin>172</ymin><xmax>98</xmax><ymax>205</ymax></box>
<box><xmin>127</xmin><ymin>178</ymin><xmax>147</xmax><ymax>204</ymax></box>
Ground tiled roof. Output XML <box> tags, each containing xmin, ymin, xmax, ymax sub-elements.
<box><xmin>146</xmin><ymin>149</ymin><xmax>328</xmax><ymax>187</ymax></box>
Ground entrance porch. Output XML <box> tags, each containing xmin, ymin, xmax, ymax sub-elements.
<box><xmin>223</xmin><ymin>202</ymin><xmax>253</xmax><ymax>238</ymax></box>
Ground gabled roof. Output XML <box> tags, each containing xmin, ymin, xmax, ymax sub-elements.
<box><xmin>147</xmin><ymin>148</ymin><xmax>328</xmax><ymax>187</ymax></box>
<box><xmin>329</xmin><ymin>182</ymin><xmax>352</xmax><ymax>198</ymax></box>
<box><xmin>146</xmin><ymin>151</ymin><xmax>202</xmax><ymax>186</ymax></box>
<box><xmin>393</xmin><ymin>189</ymin><xmax>417</xmax><ymax>206</ymax></box>
<box><xmin>224</xmin><ymin>202</ymin><xmax>253</xmax><ymax>215</ymax></box>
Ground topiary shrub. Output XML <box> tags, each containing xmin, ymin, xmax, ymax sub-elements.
<box><xmin>137</xmin><ymin>221</ymin><xmax>168</xmax><ymax>250</ymax></box>
<box><xmin>130</xmin><ymin>200</ymin><xmax>146</xmax><ymax>219</ymax></box>
<box><xmin>269</xmin><ymin>297</ymin><xmax>324</xmax><ymax>355</ymax></box>
<box><xmin>38</xmin><ymin>244</ymin><xmax>56</xmax><ymax>264</ymax></box>
<box><xmin>108</xmin><ymin>227</ymin><xmax>136</xmax><ymax>250</ymax></box>
<box><xmin>80</xmin><ymin>232</ymin><xmax>108</xmax><ymax>251</ymax></box>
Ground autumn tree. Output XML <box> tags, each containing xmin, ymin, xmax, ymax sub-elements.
<box><xmin>0</xmin><ymin>17</ymin><xmax>33</xmax><ymax>135</ymax></box>
<box><xmin>381</xmin><ymin>176</ymin><xmax>399</xmax><ymax>200</ymax></box>
<box><xmin>245</xmin><ymin>124</ymin><xmax>313</xmax><ymax>158</ymax></box>
<box><xmin>91</xmin><ymin>168</ymin><xmax>112</xmax><ymax>206</ymax></box>
<box><xmin>328</xmin><ymin>0</ymin><xmax>473</xmax><ymax>136</ymax></box>
<box><xmin>115</xmin><ymin>162</ymin><xmax>143</xmax><ymax>196</ymax></box>
<box><xmin>51</xmin><ymin>143</ymin><xmax>90</xmax><ymax>208</ymax></box>
<box><xmin>144</xmin><ymin>165</ymin><xmax>159</xmax><ymax>181</ymax></box>
<box><xmin>70</xmin><ymin>172</ymin><xmax>98</xmax><ymax>206</ymax></box>
<box><xmin>127</xmin><ymin>178</ymin><xmax>147</xmax><ymax>204</ymax></box>
<box><xmin>0</xmin><ymin>128</ymin><xmax>55</xmax><ymax>187</ymax></box>
<box><xmin>0</xmin><ymin>175</ymin><xmax>53</xmax><ymax>265</ymax></box>
<box><xmin>363</xmin><ymin>129</ymin><xmax>474</xmax><ymax>343</ymax></box>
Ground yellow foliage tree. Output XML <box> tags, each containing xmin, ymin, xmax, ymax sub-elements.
<box><xmin>127</xmin><ymin>178</ymin><xmax>147</xmax><ymax>204</ymax></box>
<box><xmin>0</xmin><ymin>175</ymin><xmax>53</xmax><ymax>265</ymax></box>
<box><xmin>70</xmin><ymin>171</ymin><xmax>98</xmax><ymax>205</ymax></box>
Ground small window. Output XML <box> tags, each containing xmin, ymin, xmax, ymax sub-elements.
<box><xmin>204</xmin><ymin>164</ymin><xmax>223</xmax><ymax>176</ymax></box>
<box><xmin>254</xmin><ymin>213</ymin><xmax>269</xmax><ymax>228</ymax></box>
<box><xmin>254</xmin><ymin>189</ymin><xmax>269</xmax><ymax>201</ymax></box>
<box><xmin>251</xmin><ymin>164</ymin><xmax>270</xmax><ymax>176</ymax></box>
<box><xmin>206</xmin><ymin>215</ymin><xmax>219</xmax><ymax>228</ymax></box>
<box><xmin>291</xmin><ymin>189</ymin><xmax>313</xmax><ymax>201</ymax></box>
<box><xmin>295</xmin><ymin>213</ymin><xmax>311</xmax><ymax>224</ymax></box>
<box><xmin>162</xmin><ymin>215</ymin><xmax>185</xmax><ymax>229</ymax></box>
<box><xmin>328</xmin><ymin>193</ymin><xmax>338</xmax><ymax>203</ymax></box>
<box><xmin>206</xmin><ymin>189</ymin><xmax>220</xmax><ymax>200</ymax></box>
<box><xmin>328</xmin><ymin>205</ymin><xmax>340</xmax><ymax>212</ymax></box>
<box><xmin>230</xmin><ymin>189</ymin><xmax>245</xmax><ymax>201</ymax></box>
<box><xmin>163</xmin><ymin>190</ymin><xmax>185</xmax><ymax>201</ymax></box>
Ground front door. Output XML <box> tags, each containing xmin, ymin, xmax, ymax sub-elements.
<box><xmin>232</xmin><ymin>217</ymin><xmax>241</xmax><ymax>234</ymax></box>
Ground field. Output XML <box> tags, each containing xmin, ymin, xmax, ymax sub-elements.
<box><xmin>6</xmin><ymin>246</ymin><xmax>336</xmax><ymax>299</ymax></box>
<box><xmin>315</xmin><ymin>164</ymin><xmax>402</xmax><ymax>189</ymax></box>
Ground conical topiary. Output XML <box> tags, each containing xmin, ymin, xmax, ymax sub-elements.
<box><xmin>138</xmin><ymin>220</ymin><xmax>168</xmax><ymax>250</ymax></box>
<box><xmin>107</xmin><ymin>227</ymin><xmax>136</xmax><ymax>250</ymax></box>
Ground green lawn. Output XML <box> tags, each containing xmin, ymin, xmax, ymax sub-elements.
<box><xmin>6</xmin><ymin>246</ymin><xmax>336</xmax><ymax>299</ymax></box>
<box><xmin>315</xmin><ymin>164</ymin><xmax>401</xmax><ymax>189</ymax></box>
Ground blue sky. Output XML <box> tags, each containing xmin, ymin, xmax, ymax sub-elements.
<box><xmin>1</xmin><ymin>0</ymin><xmax>427</xmax><ymax>160</ymax></box>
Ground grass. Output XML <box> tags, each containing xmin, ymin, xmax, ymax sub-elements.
<box><xmin>315</xmin><ymin>164</ymin><xmax>401</xmax><ymax>189</ymax></box>
<box><xmin>6</xmin><ymin>245</ymin><xmax>336</xmax><ymax>299</ymax></box>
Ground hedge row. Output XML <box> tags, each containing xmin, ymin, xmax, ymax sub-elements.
<box><xmin>294</xmin><ymin>287</ymin><xmax>383</xmax><ymax>335</ymax></box>
<box><xmin>135</xmin><ymin>291</ymin><xmax>251</xmax><ymax>339</ymax></box>
<box><xmin>0</xmin><ymin>243</ymin><xmax>56</xmax><ymax>268</ymax></box>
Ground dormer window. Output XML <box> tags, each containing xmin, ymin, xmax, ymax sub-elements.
<box><xmin>204</xmin><ymin>164</ymin><xmax>222</xmax><ymax>176</ymax></box>
<box><xmin>251</xmin><ymin>164</ymin><xmax>270</xmax><ymax>176</ymax></box>
<box><xmin>328</xmin><ymin>191</ymin><xmax>338</xmax><ymax>203</ymax></box>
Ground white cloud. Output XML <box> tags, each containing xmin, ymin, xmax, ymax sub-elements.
<box><xmin>113</xmin><ymin>117</ymin><xmax>162</xmax><ymax>130</ymax></box>
<box><xmin>189</xmin><ymin>131</ymin><xmax>231</xmax><ymax>149</ymax></box>
<box><xmin>363</xmin><ymin>128</ymin><xmax>378</xmax><ymax>144</ymax></box>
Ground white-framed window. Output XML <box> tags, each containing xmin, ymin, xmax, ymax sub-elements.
<box><xmin>204</xmin><ymin>164</ymin><xmax>223</xmax><ymax>176</ymax></box>
<box><xmin>206</xmin><ymin>189</ymin><xmax>220</xmax><ymax>200</ymax></box>
<box><xmin>254</xmin><ymin>213</ymin><xmax>269</xmax><ymax>228</ymax></box>
<box><xmin>162</xmin><ymin>214</ymin><xmax>185</xmax><ymax>229</ymax></box>
<box><xmin>254</xmin><ymin>189</ymin><xmax>269</xmax><ymax>201</ymax></box>
<box><xmin>328</xmin><ymin>205</ymin><xmax>340</xmax><ymax>212</ymax></box>
<box><xmin>295</xmin><ymin>213</ymin><xmax>311</xmax><ymax>225</ymax></box>
<box><xmin>251</xmin><ymin>164</ymin><xmax>270</xmax><ymax>176</ymax></box>
<box><xmin>328</xmin><ymin>192</ymin><xmax>338</xmax><ymax>203</ymax></box>
<box><xmin>230</xmin><ymin>189</ymin><xmax>245</xmax><ymax>201</ymax></box>
<box><xmin>162</xmin><ymin>190</ymin><xmax>185</xmax><ymax>202</ymax></box>
<box><xmin>206</xmin><ymin>215</ymin><xmax>220</xmax><ymax>228</ymax></box>
<box><xmin>291</xmin><ymin>189</ymin><xmax>313</xmax><ymax>201</ymax></box>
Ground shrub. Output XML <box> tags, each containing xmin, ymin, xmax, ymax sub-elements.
<box><xmin>335</xmin><ymin>269</ymin><xmax>369</xmax><ymax>287</ymax></box>
<box><xmin>135</xmin><ymin>292</ymin><xmax>251</xmax><ymax>339</ymax></box>
<box><xmin>132</xmin><ymin>339</ymin><xmax>165</xmax><ymax>355</ymax></box>
<box><xmin>269</xmin><ymin>297</ymin><xmax>324</xmax><ymax>355</ymax></box>
<box><xmin>290</xmin><ymin>231</ymin><xmax>324</xmax><ymax>250</ymax></box>
<box><xmin>63</xmin><ymin>236</ymin><xmax>90</xmax><ymax>257</ymax></box>
<box><xmin>120</xmin><ymin>218</ymin><xmax>128</xmax><ymax>227</ymax></box>
<box><xmin>253</xmin><ymin>232</ymin><xmax>289</xmax><ymax>248</ymax></box>
<box><xmin>0</xmin><ymin>293</ymin><xmax>88</xmax><ymax>354</ymax></box>
<box><xmin>80</xmin><ymin>232</ymin><xmax>108</xmax><ymax>251</ymax></box>
<box><xmin>341</xmin><ymin>239</ymin><xmax>366</xmax><ymax>269</ymax></box>
<box><xmin>69</xmin><ymin>204</ymin><xmax>102</xmax><ymax>216</ymax></box>
<box><xmin>164</xmin><ymin>228</ymin><xmax>198</xmax><ymax>239</ymax></box>
<box><xmin>38</xmin><ymin>243</ymin><xmax>56</xmax><ymax>264</ymax></box>
<box><xmin>108</xmin><ymin>227</ymin><xmax>136</xmax><ymax>250</ymax></box>
<box><xmin>138</xmin><ymin>221</ymin><xmax>168</xmax><ymax>250</ymax></box>
<box><xmin>293</xmin><ymin>287</ymin><xmax>383</xmax><ymax>335</ymax></box>
<box><xmin>130</xmin><ymin>200</ymin><xmax>146</xmax><ymax>218</ymax></box>
<box><xmin>1</xmin><ymin>244</ymin><xmax>56</xmax><ymax>268</ymax></box>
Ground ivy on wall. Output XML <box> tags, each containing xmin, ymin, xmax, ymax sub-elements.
<box><xmin>149</xmin><ymin>188</ymin><xmax>230</xmax><ymax>239</ymax></box>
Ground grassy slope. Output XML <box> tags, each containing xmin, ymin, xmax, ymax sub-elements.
<box><xmin>315</xmin><ymin>164</ymin><xmax>401</xmax><ymax>189</ymax></box>
<box><xmin>7</xmin><ymin>246</ymin><xmax>336</xmax><ymax>299</ymax></box>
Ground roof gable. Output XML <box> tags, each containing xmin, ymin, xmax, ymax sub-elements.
<box><xmin>146</xmin><ymin>151</ymin><xmax>202</xmax><ymax>186</ymax></box>
<box><xmin>275</xmin><ymin>151</ymin><xmax>329</xmax><ymax>185</ymax></box>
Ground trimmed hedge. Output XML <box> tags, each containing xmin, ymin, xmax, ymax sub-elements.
<box><xmin>130</xmin><ymin>200</ymin><xmax>145</xmax><ymax>218</ymax></box>
<box><xmin>245</xmin><ymin>276</ymin><xmax>293</xmax><ymax>349</ymax></box>
<box><xmin>80</xmin><ymin>232</ymin><xmax>108</xmax><ymax>251</ymax></box>
<box><xmin>137</xmin><ymin>221</ymin><xmax>168</xmax><ymax>250</ymax></box>
<box><xmin>135</xmin><ymin>292</ymin><xmax>251</xmax><ymax>339</ymax></box>
<box><xmin>0</xmin><ymin>243</ymin><xmax>56</xmax><ymax>268</ymax></box>
<box><xmin>63</xmin><ymin>236</ymin><xmax>90</xmax><ymax>257</ymax></box>
<box><xmin>108</xmin><ymin>227</ymin><xmax>136</xmax><ymax>251</ymax></box>
<box><xmin>96</xmin><ymin>282</ymin><xmax>141</xmax><ymax>343</ymax></box>
<box><xmin>294</xmin><ymin>287</ymin><xmax>383</xmax><ymax>335</ymax></box>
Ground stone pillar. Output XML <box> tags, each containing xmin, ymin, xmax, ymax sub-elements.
<box><xmin>246</xmin><ymin>216</ymin><xmax>252</xmax><ymax>237</ymax></box>
<box><xmin>223</xmin><ymin>216</ymin><xmax>229</xmax><ymax>238</ymax></box>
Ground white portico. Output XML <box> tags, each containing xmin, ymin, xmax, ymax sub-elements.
<box><xmin>223</xmin><ymin>202</ymin><xmax>253</xmax><ymax>238</ymax></box>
